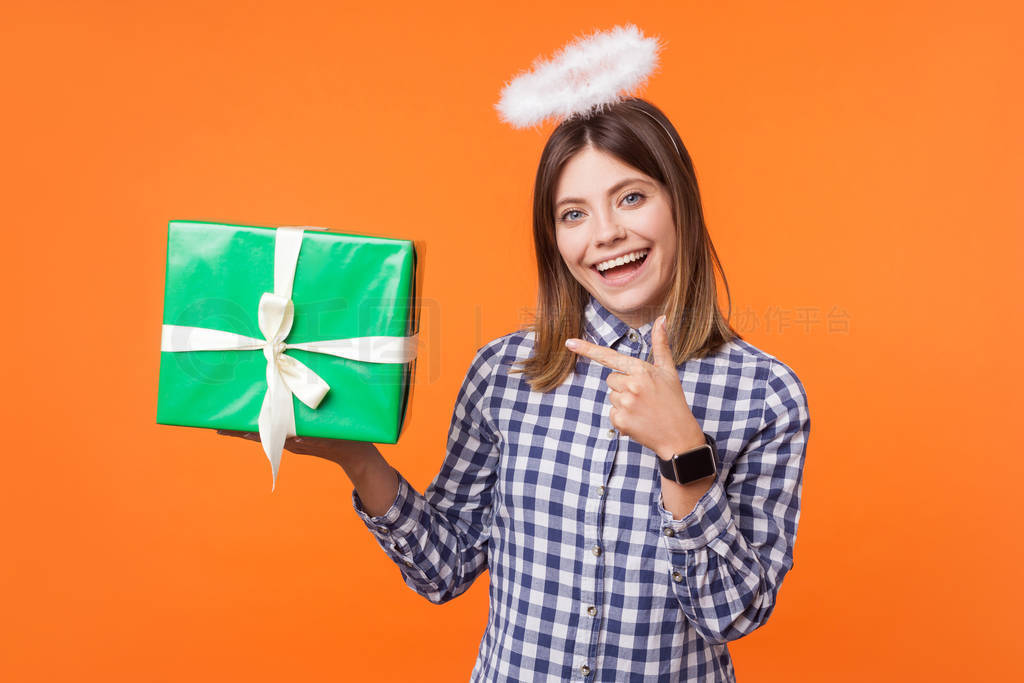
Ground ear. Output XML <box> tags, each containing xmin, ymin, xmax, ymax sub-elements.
<box><xmin>652</xmin><ymin>315</ymin><xmax>676</xmax><ymax>370</ymax></box>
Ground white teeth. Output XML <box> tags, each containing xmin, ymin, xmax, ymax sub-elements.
<box><xmin>595</xmin><ymin>249</ymin><xmax>649</xmax><ymax>272</ymax></box>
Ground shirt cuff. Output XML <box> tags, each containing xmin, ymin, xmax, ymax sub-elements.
<box><xmin>351</xmin><ymin>470</ymin><xmax>426</xmax><ymax>564</ymax></box>
<box><xmin>656</xmin><ymin>474</ymin><xmax>735</xmax><ymax>551</ymax></box>
<box><xmin>351</xmin><ymin>473</ymin><xmax>445</xmax><ymax>594</ymax></box>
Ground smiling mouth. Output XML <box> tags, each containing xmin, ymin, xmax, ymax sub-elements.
<box><xmin>593</xmin><ymin>250</ymin><xmax>649</xmax><ymax>282</ymax></box>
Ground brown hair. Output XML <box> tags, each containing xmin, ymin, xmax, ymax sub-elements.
<box><xmin>510</xmin><ymin>98</ymin><xmax>741</xmax><ymax>392</ymax></box>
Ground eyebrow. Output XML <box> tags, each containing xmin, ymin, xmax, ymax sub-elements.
<box><xmin>555</xmin><ymin>177</ymin><xmax>655</xmax><ymax>209</ymax></box>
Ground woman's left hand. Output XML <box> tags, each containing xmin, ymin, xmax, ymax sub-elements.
<box><xmin>565</xmin><ymin>315</ymin><xmax>705</xmax><ymax>459</ymax></box>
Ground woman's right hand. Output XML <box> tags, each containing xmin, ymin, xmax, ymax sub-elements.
<box><xmin>215</xmin><ymin>429</ymin><xmax>379</xmax><ymax>471</ymax></box>
<box><xmin>216</xmin><ymin>429</ymin><xmax>399</xmax><ymax>514</ymax></box>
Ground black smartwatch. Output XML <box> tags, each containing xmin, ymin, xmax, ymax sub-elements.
<box><xmin>657</xmin><ymin>433</ymin><xmax>718</xmax><ymax>484</ymax></box>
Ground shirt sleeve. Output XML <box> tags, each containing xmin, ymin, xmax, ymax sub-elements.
<box><xmin>351</xmin><ymin>341</ymin><xmax>501</xmax><ymax>605</ymax></box>
<box><xmin>654</xmin><ymin>357</ymin><xmax>810</xmax><ymax>645</ymax></box>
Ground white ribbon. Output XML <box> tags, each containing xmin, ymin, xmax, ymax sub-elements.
<box><xmin>160</xmin><ymin>226</ymin><xmax>417</xmax><ymax>490</ymax></box>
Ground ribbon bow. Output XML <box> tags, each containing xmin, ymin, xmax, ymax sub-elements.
<box><xmin>161</xmin><ymin>226</ymin><xmax>417</xmax><ymax>490</ymax></box>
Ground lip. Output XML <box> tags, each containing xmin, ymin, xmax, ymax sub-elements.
<box><xmin>591</xmin><ymin>249</ymin><xmax>651</xmax><ymax>287</ymax></box>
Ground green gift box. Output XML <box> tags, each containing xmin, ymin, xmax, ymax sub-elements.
<box><xmin>156</xmin><ymin>220</ymin><xmax>419</xmax><ymax>489</ymax></box>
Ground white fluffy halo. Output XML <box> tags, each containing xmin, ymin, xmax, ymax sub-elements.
<box><xmin>495</xmin><ymin>24</ymin><xmax>662</xmax><ymax>129</ymax></box>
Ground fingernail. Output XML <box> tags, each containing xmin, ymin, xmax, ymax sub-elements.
<box><xmin>565</xmin><ymin>339</ymin><xmax>579</xmax><ymax>350</ymax></box>
<box><xmin>657</xmin><ymin>315</ymin><xmax>666</xmax><ymax>329</ymax></box>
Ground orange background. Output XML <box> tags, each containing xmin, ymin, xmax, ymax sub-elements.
<box><xmin>3</xmin><ymin>1</ymin><xmax>1021</xmax><ymax>680</ymax></box>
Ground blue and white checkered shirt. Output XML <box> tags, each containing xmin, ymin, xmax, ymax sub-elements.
<box><xmin>353</xmin><ymin>295</ymin><xmax>810</xmax><ymax>681</ymax></box>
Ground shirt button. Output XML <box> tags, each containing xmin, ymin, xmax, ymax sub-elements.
<box><xmin>663</xmin><ymin>527</ymin><xmax>676</xmax><ymax>537</ymax></box>
<box><xmin>596</xmin><ymin>485</ymin><xmax>606</xmax><ymax>497</ymax></box>
<box><xmin>671</xmin><ymin>570</ymin><xmax>683</xmax><ymax>583</ymax></box>
<box><xmin>606</xmin><ymin>428</ymin><xmax>616</xmax><ymax>438</ymax></box>
<box><xmin>592</xmin><ymin>545</ymin><xmax>602</xmax><ymax>556</ymax></box>
<box><xmin>375</xmin><ymin>526</ymin><xmax>388</xmax><ymax>534</ymax></box>
<box><xmin>587</xmin><ymin>605</ymin><xmax>598</xmax><ymax>617</ymax></box>
<box><xmin>580</xmin><ymin>664</ymin><xmax>591</xmax><ymax>676</ymax></box>
<box><xmin>628</xmin><ymin>330</ymin><xmax>640</xmax><ymax>343</ymax></box>
<box><xmin>404</xmin><ymin>559</ymin><xmax>414</xmax><ymax>568</ymax></box>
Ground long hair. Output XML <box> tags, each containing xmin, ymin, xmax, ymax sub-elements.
<box><xmin>511</xmin><ymin>98</ymin><xmax>741</xmax><ymax>392</ymax></box>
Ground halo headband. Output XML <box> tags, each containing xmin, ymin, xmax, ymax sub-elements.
<box><xmin>495</xmin><ymin>24</ymin><xmax>661</xmax><ymax>129</ymax></box>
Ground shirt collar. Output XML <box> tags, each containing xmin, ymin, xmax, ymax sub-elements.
<box><xmin>583</xmin><ymin>295</ymin><xmax>656</xmax><ymax>348</ymax></box>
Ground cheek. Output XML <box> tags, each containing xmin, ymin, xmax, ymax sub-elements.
<box><xmin>555</xmin><ymin>232</ymin><xmax>583</xmax><ymax>267</ymax></box>
<box><xmin>660</xmin><ymin>236</ymin><xmax>679</xmax><ymax>267</ymax></box>
<box><xmin>656</xmin><ymin>245</ymin><xmax>679</xmax><ymax>282</ymax></box>
<box><xmin>651</xmin><ymin>219</ymin><xmax>678</xmax><ymax>264</ymax></box>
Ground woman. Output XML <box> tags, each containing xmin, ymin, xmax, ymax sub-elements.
<box><xmin>222</xmin><ymin>96</ymin><xmax>810</xmax><ymax>681</ymax></box>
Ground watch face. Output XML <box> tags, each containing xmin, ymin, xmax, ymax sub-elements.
<box><xmin>672</xmin><ymin>445</ymin><xmax>716</xmax><ymax>483</ymax></box>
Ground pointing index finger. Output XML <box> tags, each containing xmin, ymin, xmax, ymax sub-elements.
<box><xmin>566</xmin><ymin>337</ymin><xmax>635</xmax><ymax>373</ymax></box>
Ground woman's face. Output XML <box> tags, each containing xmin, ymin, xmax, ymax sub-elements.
<box><xmin>554</xmin><ymin>145</ymin><xmax>678</xmax><ymax>329</ymax></box>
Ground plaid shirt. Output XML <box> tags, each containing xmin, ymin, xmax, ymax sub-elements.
<box><xmin>353</xmin><ymin>295</ymin><xmax>810</xmax><ymax>681</ymax></box>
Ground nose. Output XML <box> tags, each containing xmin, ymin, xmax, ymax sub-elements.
<box><xmin>591</xmin><ymin>208</ymin><xmax>626</xmax><ymax>246</ymax></box>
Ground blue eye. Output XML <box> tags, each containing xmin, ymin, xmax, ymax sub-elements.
<box><xmin>560</xmin><ymin>209</ymin><xmax>584</xmax><ymax>222</ymax></box>
<box><xmin>623</xmin><ymin>192</ymin><xmax>645</xmax><ymax>205</ymax></box>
